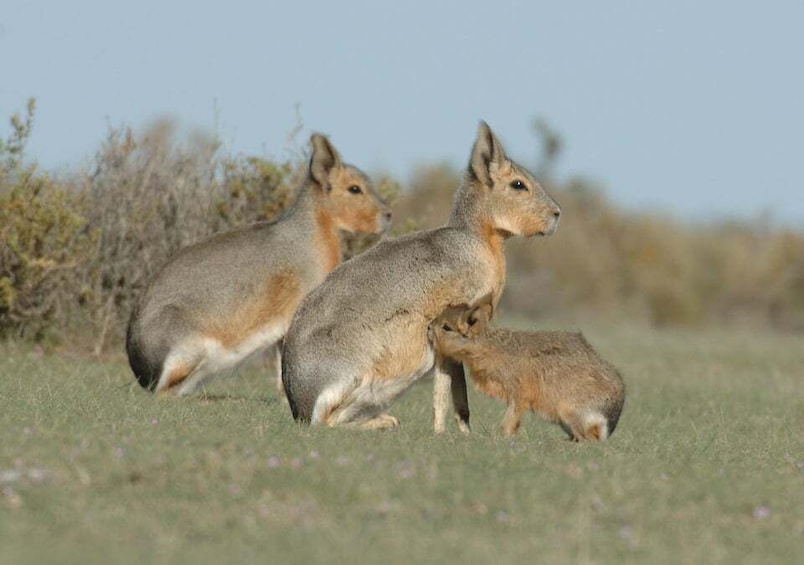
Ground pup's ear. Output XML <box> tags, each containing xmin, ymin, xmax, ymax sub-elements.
<box><xmin>468</xmin><ymin>121</ymin><xmax>507</xmax><ymax>187</ymax></box>
<box><xmin>464</xmin><ymin>307</ymin><xmax>488</xmax><ymax>336</ymax></box>
<box><xmin>474</xmin><ymin>292</ymin><xmax>495</xmax><ymax>320</ymax></box>
<box><xmin>309</xmin><ymin>133</ymin><xmax>343</xmax><ymax>191</ymax></box>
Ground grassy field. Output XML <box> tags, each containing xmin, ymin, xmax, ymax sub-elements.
<box><xmin>1</xmin><ymin>324</ymin><xmax>802</xmax><ymax>564</ymax></box>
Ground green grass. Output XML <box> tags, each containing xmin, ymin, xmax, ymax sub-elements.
<box><xmin>1</xmin><ymin>325</ymin><xmax>802</xmax><ymax>564</ymax></box>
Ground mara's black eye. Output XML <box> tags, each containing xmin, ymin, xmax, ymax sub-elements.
<box><xmin>348</xmin><ymin>185</ymin><xmax>363</xmax><ymax>195</ymax></box>
<box><xmin>442</xmin><ymin>324</ymin><xmax>454</xmax><ymax>332</ymax></box>
<box><xmin>510</xmin><ymin>179</ymin><xmax>527</xmax><ymax>191</ymax></box>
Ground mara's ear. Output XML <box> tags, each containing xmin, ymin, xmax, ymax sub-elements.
<box><xmin>468</xmin><ymin>121</ymin><xmax>507</xmax><ymax>187</ymax></box>
<box><xmin>309</xmin><ymin>133</ymin><xmax>343</xmax><ymax>190</ymax></box>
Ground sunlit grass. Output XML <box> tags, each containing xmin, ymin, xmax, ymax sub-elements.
<box><xmin>1</xmin><ymin>325</ymin><xmax>802</xmax><ymax>564</ymax></box>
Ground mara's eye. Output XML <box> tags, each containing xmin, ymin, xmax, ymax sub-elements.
<box><xmin>348</xmin><ymin>185</ymin><xmax>363</xmax><ymax>195</ymax></box>
<box><xmin>510</xmin><ymin>179</ymin><xmax>527</xmax><ymax>191</ymax></box>
<box><xmin>442</xmin><ymin>324</ymin><xmax>454</xmax><ymax>332</ymax></box>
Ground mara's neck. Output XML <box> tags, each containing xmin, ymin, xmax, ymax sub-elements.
<box><xmin>448</xmin><ymin>184</ymin><xmax>507</xmax><ymax>262</ymax></box>
<box><xmin>285</xmin><ymin>184</ymin><xmax>343</xmax><ymax>273</ymax></box>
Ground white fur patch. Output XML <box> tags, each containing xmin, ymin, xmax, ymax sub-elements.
<box><xmin>156</xmin><ymin>323</ymin><xmax>286</xmax><ymax>396</ymax></box>
<box><xmin>491</xmin><ymin>213</ymin><xmax>522</xmax><ymax>237</ymax></box>
<box><xmin>583</xmin><ymin>412</ymin><xmax>609</xmax><ymax>441</ymax></box>
<box><xmin>311</xmin><ymin>347</ymin><xmax>436</xmax><ymax>426</ymax></box>
<box><xmin>311</xmin><ymin>378</ymin><xmax>359</xmax><ymax>425</ymax></box>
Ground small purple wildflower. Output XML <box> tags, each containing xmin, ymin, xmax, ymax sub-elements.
<box><xmin>753</xmin><ymin>505</ymin><xmax>771</xmax><ymax>520</ymax></box>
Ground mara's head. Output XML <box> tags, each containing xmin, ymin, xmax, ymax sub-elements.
<box><xmin>428</xmin><ymin>294</ymin><xmax>494</xmax><ymax>355</ymax></box>
<box><xmin>307</xmin><ymin>134</ymin><xmax>392</xmax><ymax>234</ymax></box>
<box><xmin>451</xmin><ymin>121</ymin><xmax>560</xmax><ymax>238</ymax></box>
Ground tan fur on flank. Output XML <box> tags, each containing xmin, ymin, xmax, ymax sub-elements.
<box><xmin>429</xmin><ymin>297</ymin><xmax>625</xmax><ymax>440</ymax></box>
<box><xmin>126</xmin><ymin>134</ymin><xmax>391</xmax><ymax>396</ymax></box>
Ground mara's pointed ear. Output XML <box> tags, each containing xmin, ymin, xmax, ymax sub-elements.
<box><xmin>309</xmin><ymin>133</ymin><xmax>343</xmax><ymax>190</ymax></box>
<box><xmin>468</xmin><ymin>121</ymin><xmax>507</xmax><ymax>187</ymax></box>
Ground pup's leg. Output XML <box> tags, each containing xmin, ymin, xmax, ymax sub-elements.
<box><xmin>501</xmin><ymin>401</ymin><xmax>525</xmax><ymax>436</ymax></box>
<box><xmin>433</xmin><ymin>357</ymin><xmax>471</xmax><ymax>434</ymax></box>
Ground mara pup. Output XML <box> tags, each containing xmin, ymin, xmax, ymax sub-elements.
<box><xmin>429</xmin><ymin>298</ymin><xmax>625</xmax><ymax>440</ymax></box>
<box><xmin>282</xmin><ymin>122</ymin><xmax>561</xmax><ymax>432</ymax></box>
<box><xmin>126</xmin><ymin>134</ymin><xmax>391</xmax><ymax>396</ymax></box>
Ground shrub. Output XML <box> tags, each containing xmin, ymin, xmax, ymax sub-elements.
<box><xmin>3</xmin><ymin>104</ymin><xmax>803</xmax><ymax>352</ymax></box>
<box><xmin>0</xmin><ymin>100</ymin><xmax>95</xmax><ymax>340</ymax></box>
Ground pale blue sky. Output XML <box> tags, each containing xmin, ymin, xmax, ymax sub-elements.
<box><xmin>2</xmin><ymin>1</ymin><xmax>802</xmax><ymax>225</ymax></box>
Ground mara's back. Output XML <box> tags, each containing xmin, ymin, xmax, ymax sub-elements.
<box><xmin>132</xmin><ymin>222</ymin><xmax>302</xmax><ymax>329</ymax></box>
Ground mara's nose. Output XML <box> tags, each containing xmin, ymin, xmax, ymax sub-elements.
<box><xmin>384</xmin><ymin>210</ymin><xmax>393</xmax><ymax>221</ymax></box>
<box><xmin>552</xmin><ymin>208</ymin><xmax>561</xmax><ymax>220</ymax></box>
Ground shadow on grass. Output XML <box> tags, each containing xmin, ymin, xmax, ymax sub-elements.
<box><xmin>114</xmin><ymin>380</ymin><xmax>279</xmax><ymax>406</ymax></box>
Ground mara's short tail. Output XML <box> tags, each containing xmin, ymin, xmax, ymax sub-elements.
<box><xmin>281</xmin><ymin>352</ymin><xmax>305</xmax><ymax>422</ymax></box>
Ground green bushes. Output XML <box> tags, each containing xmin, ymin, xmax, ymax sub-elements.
<box><xmin>0</xmin><ymin>100</ymin><xmax>95</xmax><ymax>340</ymax></box>
<box><xmin>1</xmin><ymin>100</ymin><xmax>802</xmax><ymax>353</ymax></box>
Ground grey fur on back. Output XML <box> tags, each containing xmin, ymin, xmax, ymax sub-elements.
<box><xmin>127</xmin><ymin>219</ymin><xmax>309</xmax><ymax>389</ymax></box>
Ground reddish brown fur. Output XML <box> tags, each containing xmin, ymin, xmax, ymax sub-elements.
<box><xmin>487</xmin><ymin>161</ymin><xmax>557</xmax><ymax>238</ymax></box>
<box><xmin>201</xmin><ymin>270</ymin><xmax>302</xmax><ymax>348</ymax></box>
<box><xmin>314</xmin><ymin>207</ymin><xmax>342</xmax><ymax>273</ymax></box>
<box><xmin>328</xmin><ymin>168</ymin><xmax>384</xmax><ymax>234</ymax></box>
<box><xmin>370</xmin><ymin>327</ymin><xmax>430</xmax><ymax>382</ymax></box>
<box><xmin>160</xmin><ymin>359</ymin><xmax>200</xmax><ymax>392</ymax></box>
<box><xmin>429</xmin><ymin>301</ymin><xmax>625</xmax><ymax>440</ymax></box>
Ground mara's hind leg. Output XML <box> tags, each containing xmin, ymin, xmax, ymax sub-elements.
<box><xmin>501</xmin><ymin>401</ymin><xmax>527</xmax><ymax>436</ymax></box>
<box><xmin>154</xmin><ymin>339</ymin><xmax>216</xmax><ymax>397</ymax></box>
<box><xmin>266</xmin><ymin>339</ymin><xmax>286</xmax><ymax>399</ymax></box>
<box><xmin>311</xmin><ymin>380</ymin><xmax>398</xmax><ymax>430</ymax></box>
<box><xmin>343</xmin><ymin>413</ymin><xmax>400</xmax><ymax>431</ymax></box>
<box><xmin>322</xmin><ymin>398</ymin><xmax>398</xmax><ymax>430</ymax></box>
<box><xmin>154</xmin><ymin>349</ymin><xmax>206</xmax><ymax>397</ymax></box>
<box><xmin>433</xmin><ymin>357</ymin><xmax>471</xmax><ymax>434</ymax></box>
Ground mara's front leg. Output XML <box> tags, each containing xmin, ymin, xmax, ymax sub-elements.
<box><xmin>433</xmin><ymin>356</ymin><xmax>471</xmax><ymax>434</ymax></box>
